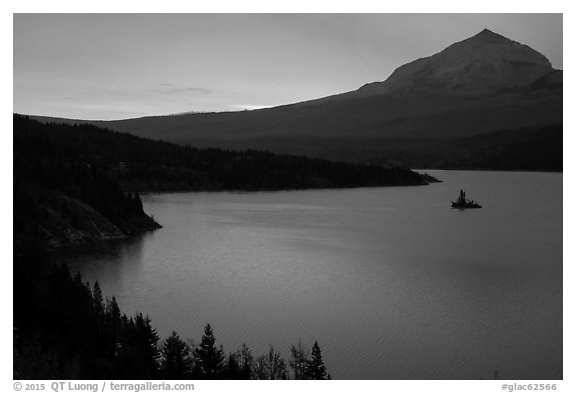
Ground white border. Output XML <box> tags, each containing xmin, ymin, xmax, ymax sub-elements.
<box><xmin>4</xmin><ymin>2</ymin><xmax>573</xmax><ymax>392</ymax></box>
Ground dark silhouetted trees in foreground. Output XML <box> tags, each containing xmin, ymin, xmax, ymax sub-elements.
<box><xmin>308</xmin><ymin>341</ymin><xmax>329</xmax><ymax>379</ymax></box>
<box><xmin>13</xmin><ymin>248</ymin><xmax>330</xmax><ymax>380</ymax></box>
<box><xmin>192</xmin><ymin>324</ymin><xmax>226</xmax><ymax>378</ymax></box>
<box><xmin>160</xmin><ymin>332</ymin><xmax>194</xmax><ymax>379</ymax></box>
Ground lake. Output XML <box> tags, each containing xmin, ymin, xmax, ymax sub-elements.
<box><xmin>57</xmin><ymin>170</ymin><xmax>563</xmax><ymax>379</ymax></box>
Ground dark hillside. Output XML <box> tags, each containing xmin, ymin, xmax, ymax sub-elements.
<box><xmin>14</xmin><ymin>114</ymin><xmax>436</xmax><ymax>192</ymax></box>
<box><xmin>14</xmin><ymin>115</ymin><xmax>161</xmax><ymax>251</ymax></box>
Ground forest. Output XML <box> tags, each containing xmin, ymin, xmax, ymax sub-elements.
<box><xmin>14</xmin><ymin>246</ymin><xmax>329</xmax><ymax>379</ymax></box>
<box><xmin>14</xmin><ymin>114</ymin><xmax>436</xmax><ymax>193</ymax></box>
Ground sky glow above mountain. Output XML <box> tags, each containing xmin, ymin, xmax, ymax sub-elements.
<box><xmin>13</xmin><ymin>14</ymin><xmax>562</xmax><ymax>120</ymax></box>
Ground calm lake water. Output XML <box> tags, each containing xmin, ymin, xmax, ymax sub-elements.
<box><xmin>57</xmin><ymin>171</ymin><xmax>562</xmax><ymax>379</ymax></box>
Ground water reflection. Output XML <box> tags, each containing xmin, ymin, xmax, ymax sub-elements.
<box><xmin>52</xmin><ymin>231</ymin><xmax>153</xmax><ymax>295</ymax></box>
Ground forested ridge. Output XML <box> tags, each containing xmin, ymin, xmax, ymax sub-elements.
<box><xmin>15</xmin><ymin>114</ymin><xmax>436</xmax><ymax>192</ymax></box>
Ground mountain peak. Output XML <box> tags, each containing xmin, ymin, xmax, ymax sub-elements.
<box><xmin>358</xmin><ymin>29</ymin><xmax>553</xmax><ymax>95</ymax></box>
<box><xmin>465</xmin><ymin>28</ymin><xmax>516</xmax><ymax>46</ymax></box>
<box><xmin>476</xmin><ymin>28</ymin><xmax>498</xmax><ymax>36</ymax></box>
<box><xmin>469</xmin><ymin>28</ymin><xmax>508</xmax><ymax>43</ymax></box>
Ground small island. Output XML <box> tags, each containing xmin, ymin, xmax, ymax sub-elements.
<box><xmin>451</xmin><ymin>189</ymin><xmax>482</xmax><ymax>209</ymax></box>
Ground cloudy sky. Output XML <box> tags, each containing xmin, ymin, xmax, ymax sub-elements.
<box><xmin>13</xmin><ymin>14</ymin><xmax>562</xmax><ymax>120</ymax></box>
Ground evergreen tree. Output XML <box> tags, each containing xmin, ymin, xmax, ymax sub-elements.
<box><xmin>104</xmin><ymin>297</ymin><xmax>121</xmax><ymax>358</ymax></box>
<box><xmin>117</xmin><ymin>313</ymin><xmax>159</xmax><ymax>378</ymax></box>
<box><xmin>136</xmin><ymin>314</ymin><xmax>160</xmax><ymax>367</ymax></box>
<box><xmin>159</xmin><ymin>331</ymin><xmax>193</xmax><ymax>379</ymax></box>
<box><xmin>92</xmin><ymin>282</ymin><xmax>105</xmax><ymax>340</ymax></box>
<box><xmin>193</xmin><ymin>324</ymin><xmax>225</xmax><ymax>379</ymax></box>
<box><xmin>92</xmin><ymin>282</ymin><xmax>104</xmax><ymax>311</ymax></box>
<box><xmin>306</xmin><ymin>341</ymin><xmax>328</xmax><ymax>380</ymax></box>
